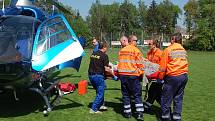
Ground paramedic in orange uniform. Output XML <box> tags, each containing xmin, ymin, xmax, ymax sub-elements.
<box><xmin>159</xmin><ymin>33</ymin><xmax>188</xmax><ymax>121</ymax></box>
<box><xmin>118</xmin><ymin>35</ymin><xmax>144</xmax><ymax>121</ymax></box>
<box><xmin>144</xmin><ymin>39</ymin><xmax>163</xmax><ymax>110</ymax></box>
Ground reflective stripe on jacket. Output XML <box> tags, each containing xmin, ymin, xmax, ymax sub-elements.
<box><xmin>159</xmin><ymin>43</ymin><xmax>188</xmax><ymax>79</ymax></box>
<box><xmin>118</xmin><ymin>45</ymin><xmax>144</xmax><ymax>76</ymax></box>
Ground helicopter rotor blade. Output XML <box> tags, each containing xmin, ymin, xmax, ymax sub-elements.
<box><xmin>46</xmin><ymin>0</ymin><xmax>73</xmax><ymax>15</ymax></box>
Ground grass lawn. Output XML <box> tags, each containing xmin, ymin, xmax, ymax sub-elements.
<box><xmin>0</xmin><ymin>49</ymin><xmax>215</xmax><ymax>121</ymax></box>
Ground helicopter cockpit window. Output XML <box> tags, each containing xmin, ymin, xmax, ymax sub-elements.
<box><xmin>20</xmin><ymin>10</ymin><xmax>36</xmax><ymax>17</ymax></box>
<box><xmin>15</xmin><ymin>31</ymin><xmax>32</xmax><ymax>59</ymax></box>
<box><xmin>36</xmin><ymin>17</ymin><xmax>73</xmax><ymax>55</ymax></box>
<box><xmin>0</xmin><ymin>16</ymin><xmax>40</xmax><ymax>63</ymax></box>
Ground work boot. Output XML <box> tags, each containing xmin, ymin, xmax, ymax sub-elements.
<box><xmin>137</xmin><ymin>113</ymin><xmax>144</xmax><ymax>121</ymax></box>
<box><xmin>124</xmin><ymin>113</ymin><xmax>132</xmax><ymax>118</ymax></box>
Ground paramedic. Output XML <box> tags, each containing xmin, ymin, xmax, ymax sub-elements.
<box><xmin>159</xmin><ymin>32</ymin><xmax>188</xmax><ymax>121</ymax></box>
<box><xmin>118</xmin><ymin>35</ymin><xmax>144</xmax><ymax>121</ymax></box>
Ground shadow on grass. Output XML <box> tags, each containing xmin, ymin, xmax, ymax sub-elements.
<box><xmin>105</xmin><ymin>101</ymin><xmax>123</xmax><ymax>115</ymax></box>
<box><xmin>152</xmin><ymin>105</ymin><xmax>162</xmax><ymax>121</ymax></box>
<box><xmin>0</xmin><ymin>90</ymin><xmax>43</xmax><ymax>118</ymax></box>
<box><xmin>87</xmin><ymin>97</ymin><xmax>123</xmax><ymax>116</ymax></box>
<box><xmin>87</xmin><ymin>97</ymin><xmax>161</xmax><ymax>120</ymax></box>
<box><xmin>50</xmin><ymin>70</ymin><xmax>81</xmax><ymax>81</ymax></box>
<box><xmin>54</xmin><ymin>97</ymin><xmax>83</xmax><ymax>110</ymax></box>
<box><xmin>54</xmin><ymin>74</ymin><xmax>82</xmax><ymax>81</ymax></box>
<box><xmin>87</xmin><ymin>101</ymin><xmax>123</xmax><ymax>116</ymax></box>
<box><xmin>106</xmin><ymin>100</ymin><xmax>161</xmax><ymax>120</ymax></box>
<box><xmin>143</xmin><ymin>102</ymin><xmax>162</xmax><ymax>121</ymax></box>
<box><xmin>110</xmin><ymin>97</ymin><xmax>162</xmax><ymax>120</ymax></box>
<box><xmin>87</xmin><ymin>87</ymin><xmax>121</xmax><ymax>91</ymax></box>
<box><xmin>0</xmin><ymin>90</ymin><xmax>83</xmax><ymax>118</ymax></box>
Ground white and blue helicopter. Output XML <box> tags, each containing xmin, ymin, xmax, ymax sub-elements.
<box><xmin>0</xmin><ymin>0</ymin><xmax>85</xmax><ymax>115</ymax></box>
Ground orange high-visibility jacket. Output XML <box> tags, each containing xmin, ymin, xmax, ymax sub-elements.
<box><xmin>147</xmin><ymin>48</ymin><xmax>163</xmax><ymax>64</ymax></box>
<box><xmin>159</xmin><ymin>43</ymin><xmax>188</xmax><ymax>80</ymax></box>
<box><xmin>118</xmin><ymin>45</ymin><xmax>144</xmax><ymax>76</ymax></box>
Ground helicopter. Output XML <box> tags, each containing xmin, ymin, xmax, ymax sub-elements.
<box><xmin>0</xmin><ymin>0</ymin><xmax>85</xmax><ymax>115</ymax></box>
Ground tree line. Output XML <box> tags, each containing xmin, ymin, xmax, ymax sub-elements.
<box><xmin>85</xmin><ymin>0</ymin><xmax>181</xmax><ymax>47</ymax></box>
<box><xmin>184</xmin><ymin>0</ymin><xmax>215</xmax><ymax>51</ymax></box>
<box><xmin>0</xmin><ymin>0</ymin><xmax>214</xmax><ymax>51</ymax></box>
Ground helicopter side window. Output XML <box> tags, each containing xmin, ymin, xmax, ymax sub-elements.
<box><xmin>20</xmin><ymin>10</ymin><xmax>35</xmax><ymax>17</ymax></box>
<box><xmin>36</xmin><ymin>17</ymin><xmax>73</xmax><ymax>55</ymax></box>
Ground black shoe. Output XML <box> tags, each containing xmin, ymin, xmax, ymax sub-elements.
<box><xmin>160</xmin><ymin>118</ymin><xmax>171</xmax><ymax>121</ymax></box>
<box><xmin>124</xmin><ymin>113</ymin><xmax>132</xmax><ymax>118</ymax></box>
<box><xmin>137</xmin><ymin>114</ymin><xmax>144</xmax><ymax>121</ymax></box>
<box><xmin>88</xmin><ymin>82</ymin><xmax>92</xmax><ymax>86</ymax></box>
<box><xmin>172</xmin><ymin>119</ymin><xmax>181</xmax><ymax>121</ymax></box>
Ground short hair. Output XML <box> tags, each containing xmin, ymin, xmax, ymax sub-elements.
<box><xmin>151</xmin><ymin>39</ymin><xmax>160</xmax><ymax>48</ymax></box>
<box><xmin>128</xmin><ymin>35</ymin><xmax>136</xmax><ymax>42</ymax></box>
<box><xmin>98</xmin><ymin>42</ymin><xmax>108</xmax><ymax>49</ymax></box>
<box><xmin>92</xmin><ymin>37</ymin><xmax>97</xmax><ymax>41</ymax></box>
<box><xmin>172</xmin><ymin>32</ymin><xmax>182</xmax><ymax>44</ymax></box>
<box><xmin>120</xmin><ymin>36</ymin><xmax>128</xmax><ymax>41</ymax></box>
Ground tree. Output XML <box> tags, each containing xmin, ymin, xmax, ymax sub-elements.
<box><xmin>138</xmin><ymin>0</ymin><xmax>148</xmax><ymax>39</ymax></box>
<box><xmin>102</xmin><ymin>3</ymin><xmax>120</xmax><ymax>41</ymax></box>
<box><xmin>87</xmin><ymin>0</ymin><xmax>103</xmax><ymax>39</ymax></box>
<box><xmin>118</xmin><ymin>0</ymin><xmax>139</xmax><ymax>35</ymax></box>
<box><xmin>184</xmin><ymin>0</ymin><xmax>215</xmax><ymax>51</ymax></box>
<box><xmin>88</xmin><ymin>1</ymin><xmax>121</xmax><ymax>42</ymax></box>
<box><xmin>145</xmin><ymin>0</ymin><xmax>160</xmax><ymax>35</ymax></box>
<box><xmin>62</xmin><ymin>7</ymin><xmax>91</xmax><ymax>46</ymax></box>
<box><xmin>138</xmin><ymin>0</ymin><xmax>147</xmax><ymax>28</ymax></box>
<box><xmin>158</xmin><ymin>0</ymin><xmax>181</xmax><ymax>36</ymax></box>
<box><xmin>184</xmin><ymin>0</ymin><xmax>198</xmax><ymax>37</ymax></box>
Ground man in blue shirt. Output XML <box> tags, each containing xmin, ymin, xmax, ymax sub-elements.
<box><xmin>92</xmin><ymin>38</ymin><xmax>99</xmax><ymax>52</ymax></box>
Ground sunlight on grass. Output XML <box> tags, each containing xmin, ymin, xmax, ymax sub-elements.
<box><xmin>0</xmin><ymin>49</ymin><xmax>215</xmax><ymax>121</ymax></box>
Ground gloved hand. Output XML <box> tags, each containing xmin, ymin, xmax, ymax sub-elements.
<box><xmin>113</xmin><ymin>76</ymin><xmax>118</xmax><ymax>81</ymax></box>
<box><xmin>157</xmin><ymin>78</ymin><xmax>164</xmax><ymax>84</ymax></box>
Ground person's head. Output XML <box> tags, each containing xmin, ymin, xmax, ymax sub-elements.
<box><xmin>128</xmin><ymin>35</ymin><xmax>138</xmax><ymax>46</ymax></box>
<box><xmin>149</xmin><ymin>39</ymin><xmax>159</xmax><ymax>49</ymax></box>
<box><xmin>170</xmin><ymin>32</ymin><xmax>182</xmax><ymax>44</ymax></box>
<box><xmin>92</xmin><ymin>37</ymin><xmax>98</xmax><ymax>46</ymax></box>
<box><xmin>98</xmin><ymin>42</ymin><xmax>108</xmax><ymax>53</ymax></box>
<box><xmin>120</xmin><ymin>36</ymin><xmax>129</xmax><ymax>47</ymax></box>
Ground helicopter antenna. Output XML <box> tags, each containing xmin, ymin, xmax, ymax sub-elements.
<box><xmin>52</xmin><ymin>5</ymin><xmax>55</xmax><ymax>14</ymax></box>
<box><xmin>2</xmin><ymin>0</ymin><xmax>5</xmax><ymax>15</ymax></box>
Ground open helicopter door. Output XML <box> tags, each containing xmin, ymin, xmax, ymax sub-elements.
<box><xmin>32</xmin><ymin>14</ymin><xmax>84</xmax><ymax>71</ymax></box>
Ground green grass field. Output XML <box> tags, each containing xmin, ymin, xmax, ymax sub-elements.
<box><xmin>0</xmin><ymin>49</ymin><xmax>215</xmax><ymax>121</ymax></box>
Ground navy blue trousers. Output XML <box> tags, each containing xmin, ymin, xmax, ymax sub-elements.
<box><xmin>89</xmin><ymin>74</ymin><xmax>106</xmax><ymax>112</ymax></box>
<box><xmin>161</xmin><ymin>74</ymin><xmax>188</xmax><ymax>121</ymax></box>
<box><xmin>119</xmin><ymin>75</ymin><xmax>144</xmax><ymax>114</ymax></box>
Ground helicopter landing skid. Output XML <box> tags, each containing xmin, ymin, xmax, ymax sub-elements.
<box><xmin>30</xmin><ymin>79</ymin><xmax>63</xmax><ymax>116</ymax></box>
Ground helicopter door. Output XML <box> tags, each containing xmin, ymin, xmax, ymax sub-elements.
<box><xmin>32</xmin><ymin>14</ymin><xmax>84</xmax><ymax>71</ymax></box>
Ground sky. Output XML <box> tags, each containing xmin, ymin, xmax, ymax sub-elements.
<box><xmin>60</xmin><ymin>0</ymin><xmax>189</xmax><ymax>27</ymax></box>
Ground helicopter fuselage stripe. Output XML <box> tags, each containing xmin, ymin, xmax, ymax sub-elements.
<box><xmin>42</xmin><ymin>41</ymin><xmax>84</xmax><ymax>71</ymax></box>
